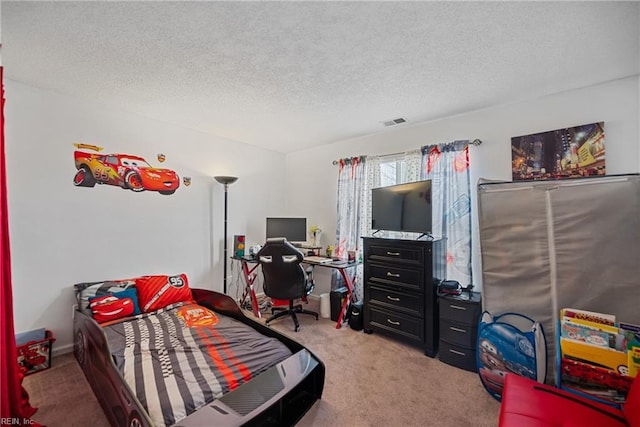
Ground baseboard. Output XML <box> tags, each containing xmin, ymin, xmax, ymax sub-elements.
<box><xmin>53</xmin><ymin>343</ymin><xmax>74</xmax><ymax>357</ymax></box>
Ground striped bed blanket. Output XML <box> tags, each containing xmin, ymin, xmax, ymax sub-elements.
<box><xmin>103</xmin><ymin>302</ymin><xmax>292</xmax><ymax>427</ymax></box>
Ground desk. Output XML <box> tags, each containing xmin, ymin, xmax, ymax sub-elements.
<box><xmin>302</xmin><ymin>259</ymin><xmax>360</xmax><ymax>329</ymax></box>
<box><xmin>233</xmin><ymin>255</ymin><xmax>359</xmax><ymax>328</ymax></box>
<box><xmin>231</xmin><ymin>256</ymin><xmax>261</xmax><ymax>318</ymax></box>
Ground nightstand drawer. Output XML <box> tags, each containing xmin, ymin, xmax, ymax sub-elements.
<box><xmin>369</xmin><ymin>285</ymin><xmax>423</xmax><ymax>317</ymax></box>
<box><xmin>368</xmin><ymin>263</ymin><xmax>422</xmax><ymax>292</ymax></box>
<box><xmin>439</xmin><ymin>299</ymin><xmax>480</xmax><ymax>324</ymax></box>
<box><xmin>439</xmin><ymin>318</ymin><xmax>477</xmax><ymax>348</ymax></box>
<box><xmin>368</xmin><ymin>306</ymin><xmax>423</xmax><ymax>342</ymax></box>
<box><xmin>366</xmin><ymin>244</ymin><xmax>424</xmax><ymax>266</ymax></box>
<box><xmin>439</xmin><ymin>340</ymin><xmax>477</xmax><ymax>373</ymax></box>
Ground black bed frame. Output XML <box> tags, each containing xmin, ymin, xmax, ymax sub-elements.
<box><xmin>73</xmin><ymin>288</ymin><xmax>325</xmax><ymax>427</ymax></box>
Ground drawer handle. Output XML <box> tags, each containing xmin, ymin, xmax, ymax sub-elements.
<box><xmin>449</xmin><ymin>349</ymin><xmax>466</xmax><ymax>356</ymax></box>
<box><xmin>386</xmin><ymin>296</ymin><xmax>400</xmax><ymax>302</ymax></box>
<box><xmin>387</xmin><ymin>319</ymin><xmax>400</xmax><ymax>326</ymax></box>
<box><xmin>449</xmin><ymin>305</ymin><xmax>467</xmax><ymax>311</ymax></box>
<box><xmin>449</xmin><ymin>326</ymin><xmax>467</xmax><ymax>333</ymax></box>
<box><xmin>386</xmin><ymin>272</ymin><xmax>400</xmax><ymax>278</ymax></box>
<box><xmin>386</xmin><ymin>251</ymin><xmax>400</xmax><ymax>256</ymax></box>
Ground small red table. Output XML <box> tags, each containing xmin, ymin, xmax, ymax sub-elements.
<box><xmin>233</xmin><ymin>256</ymin><xmax>261</xmax><ymax>318</ymax></box>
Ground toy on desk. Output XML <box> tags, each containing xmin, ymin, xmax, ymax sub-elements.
<box><xmin>326</xmin><ymin>245</ymin><xmax>334</xmax><ymax>258</ymax></box>
<box><xmin>248</xmin><ymin>244</ymin><xmax>261</xmax><ymax>257</ymax></box>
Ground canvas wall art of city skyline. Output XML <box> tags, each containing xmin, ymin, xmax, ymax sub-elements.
<box><xmin>511</xmin><ymin>122</ymin><xmax>605</xmax><ymax>181</ymax></box>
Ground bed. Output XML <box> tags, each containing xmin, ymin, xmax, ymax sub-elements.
<box><xmin>72</xmin><ymin>274</ymin><xmax>325</xmax><ymax>427</ymax></box>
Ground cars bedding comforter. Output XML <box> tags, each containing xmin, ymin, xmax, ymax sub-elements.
<box><xmin>102</xmin><ymin>301</ymin><xmax>293</xmax><ymax>427</ymax></box>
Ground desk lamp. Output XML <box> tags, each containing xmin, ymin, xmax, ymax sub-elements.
<box><xmin>215</xmin><ymin>175</ymin><xmax>238</xmax><ymax>294</ymax></box>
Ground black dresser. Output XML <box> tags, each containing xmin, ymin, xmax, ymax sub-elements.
<box><xmin>438</xmin><ymin>291</ymin><xmax>482</xmax><ymax>372</ymax></box>
<box><xmin>362</xmin><ymin>237</ymin><xmax>446</xmax><ymax>357</ymax></box>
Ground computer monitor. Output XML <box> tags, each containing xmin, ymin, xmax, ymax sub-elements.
<box><xmin>266</xmin><ymin>217</ymin><xmax>307</xmax><ymax>243</ymax></box>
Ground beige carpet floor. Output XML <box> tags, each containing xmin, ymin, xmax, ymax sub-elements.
<box><xmin>23</xmin><ymin>300</ymin><xmax>500</xmax><ymax>426</ymax></box>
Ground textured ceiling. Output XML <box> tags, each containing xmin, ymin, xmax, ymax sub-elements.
<box><xmin>2</xmin><ymin>1</ymin><xmax>639</xmax><ymax>153</ymax></box>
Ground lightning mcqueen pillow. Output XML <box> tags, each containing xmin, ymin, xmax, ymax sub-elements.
<box><xmin>136</xmin><ymin>273</ymin><xmax>193</xmax><ymax>313</ymax></box>
<box><xmin>89</xmin><ymin>289</ymin><xmax>140</xmax><ymax>323</ymax></box>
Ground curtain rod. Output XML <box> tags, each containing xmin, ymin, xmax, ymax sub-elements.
<box><xmin>332</xmin><ymin>155</ymin><xmax>365</xmax><ymax>166</ymax></box>
<box><xmin>331</xmin><ymin>139</ymin><xmax>482</xmax><ymax>165</ymax></box>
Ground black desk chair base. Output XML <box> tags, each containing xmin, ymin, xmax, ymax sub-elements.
<box><xmin>266</xmin><ymin>300</ymin><xmax>319</xmax><ymax>332</ymax></box>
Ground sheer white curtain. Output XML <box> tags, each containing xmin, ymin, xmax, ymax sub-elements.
<box><xmin>421</xmin><ymin>141</ymin><xmax>472</xmax><ymax>286</ymax></box>
<box><xmin>333</xmin><ymin>156</ymin><xmax>366</xmax><ymax>300</ymax></box>
<box><xmin>335</xmin><ymin>143</ymin><xmax>473</xmax><ymax>297</ymax></box>
<box><xmin>364</xmin><ymin>150</ymin><xmax>423</xmax><ymax>241</ymax></box>
<box><xmin>360</xmin><ymin>155</ymin><xmax>380</xmax><ymax>242</ymax></box>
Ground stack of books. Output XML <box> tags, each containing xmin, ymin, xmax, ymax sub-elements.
<box><xmin>558</xmin><ymin>308</ymin><xmax>640</xmax><ymax>403</ymax></box>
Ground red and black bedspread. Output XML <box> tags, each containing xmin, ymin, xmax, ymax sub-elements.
<box><xmin>102</xmin><ymin>302</ymin><xmax>292</xmax><ymax>427</ymax></box>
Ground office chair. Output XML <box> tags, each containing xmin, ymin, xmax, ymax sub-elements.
<box><xmin>257</xmin><ymin>238</ymin><xmax>319</xmax><ymax>332</ymax></box>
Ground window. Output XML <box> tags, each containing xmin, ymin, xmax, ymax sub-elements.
<box><xmin>379</xmin><ymin>156</ymin><xmax>406</xmax><ymax>187</ymax></box>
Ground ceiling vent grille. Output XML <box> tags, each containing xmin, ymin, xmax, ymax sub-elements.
<box><xmin>382</xmin><ymin>117</ymin><xmax>407</xmax><ymax>127</ymax></box>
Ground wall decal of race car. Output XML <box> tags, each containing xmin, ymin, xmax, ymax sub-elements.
<box><xmin>73</xmin><ymin>144</ymin><xmax>180</xmax><ymax>195</ymax></box>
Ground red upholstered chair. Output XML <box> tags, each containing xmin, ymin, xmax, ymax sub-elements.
<box><xmin>499</xmin><ymin>373</ymin><xmax>640</xmax><ymax>427</ymax></box>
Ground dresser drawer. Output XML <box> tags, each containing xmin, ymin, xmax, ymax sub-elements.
<box><xmin>368</xmin><ymin>263</ymin><xmax>422</xmax><ymax>292</ymax></box>
<box><xmin>439</xmin><ymin>299</ymin><xmax>481</xmax><ymax>324</ymax></box>
<box><xmin>368</xmin><ymin>306</ymin><xmax>423</xmax><ymax>343</ymax></box>
<box><xmin>439</xmin><ymin>340</ymin><xmax>477</xmax><ymax>373</ymax></box>
<box><xmin>366</xmin><ymin>244</ymin><xmax>425</xmax><ymax>266</ymax></box>
<box><xmin>368</xmin><ymin>285</ymin><xmax>423</xmax><ymax>317</ymax></box>
<box><xmin>439</xmin><ymin>318</ymin><xmax>478</xmax><ymax>349</ymax></box>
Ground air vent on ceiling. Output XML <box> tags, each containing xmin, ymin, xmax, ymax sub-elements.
<box><xmin>382</xmin><ymin>117</ymin><xmax>407</xmax><ymax>127</ymax></box>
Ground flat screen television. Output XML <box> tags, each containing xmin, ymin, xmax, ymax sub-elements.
<box><xmin>266</xmin><ymin>217</ymin><xmax>307</xmax><ymax>243</ymax></box>
<box><xmin>371</xmin><ymin>180</ymin><xmax>432</xmax><ymax>235</ymax></box>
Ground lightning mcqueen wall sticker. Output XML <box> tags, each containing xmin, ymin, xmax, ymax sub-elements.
<box><xmin>72</xmin><ymin>144</ymin><xmax>180</xmax><ymax>195</ymax></box>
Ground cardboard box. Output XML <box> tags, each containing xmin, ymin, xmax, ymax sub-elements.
<box><xmin>16</xmin><ymin>329</ymin><xmax>55</xmax><ymax>375</ymax></box>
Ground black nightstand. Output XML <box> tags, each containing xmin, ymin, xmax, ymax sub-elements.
<box><xmin>438</xmin><ymin>291</ymin><xmax>481</xmax><ymax>372</ymax></box>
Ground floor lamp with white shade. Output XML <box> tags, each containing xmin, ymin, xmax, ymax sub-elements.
<box><xmin>214</xmin><ymin>175</ymin><xmax>238</xmax><ymax>294</ymax></box>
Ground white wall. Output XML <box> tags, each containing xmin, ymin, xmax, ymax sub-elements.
<box><xmin>287</xmin><ymin>76</ymin><xmax>640</xmax><ymax>295</ymax></box>
<box><xmin>5</xmin><ymin>80</ymin><xmax>287</xmax><ymax>352</ymax></box>
<box><xmin>6</xmin><ymin>76</ymin><xmax>639</xmax><ymax>352</ymax></box>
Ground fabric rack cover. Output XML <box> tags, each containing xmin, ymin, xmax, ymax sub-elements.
<box><xmin>477</xmin><ymin>174</ymin><xmax>640</xmax><ymax>383</ymax></box>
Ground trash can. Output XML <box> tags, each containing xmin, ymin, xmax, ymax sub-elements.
<box><xmin>320</xmin><ymin>293</ymin><xmax>331</xmax><ymax>318</ymax></box>
<box><xmin>348</xmin><ymin>301</ymin><xmax>364</xmax><ymax>331</ymax></box>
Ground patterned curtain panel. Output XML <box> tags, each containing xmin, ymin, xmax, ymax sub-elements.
<box><xmin>421</xmin><ymin>140</ymin><xmax>472</xmax><ymax>286</ymax></box>
<box><xmin>393</xmin><ymin>149</ymin><xmax>423</xmax><ymax>240</ymax></box>
<box><xmin>333</xmin><ymin>156</ymin><xmax>366</xmax><ymax>300</ymax></box>
<box><xmin>405</xmin><ymin>149</ymin><xmax>422</xmax><ymax>182</ymax></box>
